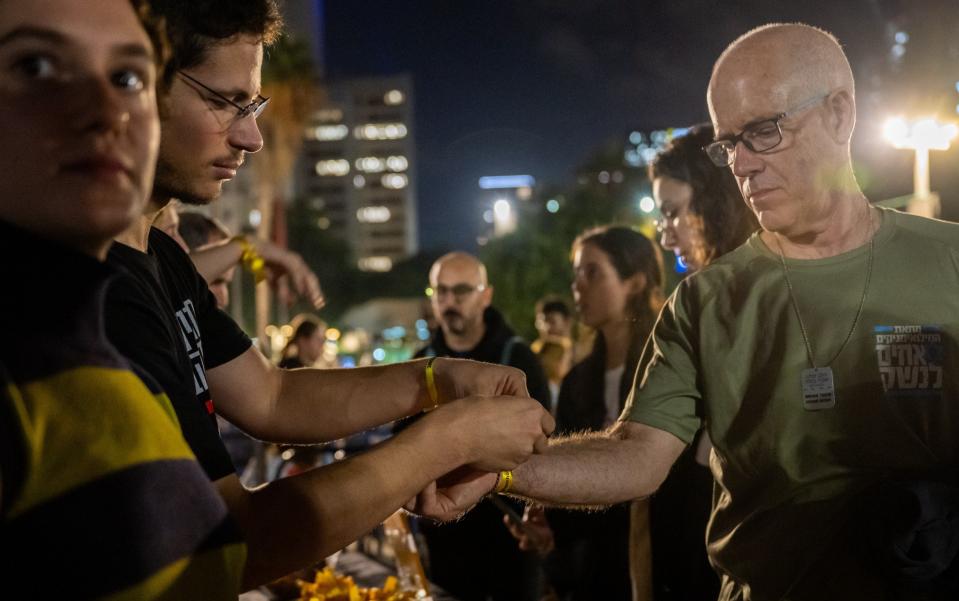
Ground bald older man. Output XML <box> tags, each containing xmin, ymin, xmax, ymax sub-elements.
<box><xmin>422</xmin><ymin>24</ymin><xmax>959</xmax><ymax>600</ymax></box>
<box><xmin>414</xmin><ymin>251</ymin><xmax>551</xmax><ymax>601</ymax></box>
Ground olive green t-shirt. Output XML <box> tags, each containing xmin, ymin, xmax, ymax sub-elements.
<box><xmin>625</xmin><ymin>208</ymin><xmax>959</xmax><ymax>601</ymax></box>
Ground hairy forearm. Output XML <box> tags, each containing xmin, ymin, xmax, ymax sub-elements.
<box><xmin>223</xmin><ymin>417</ymin><xmax>461</xmax><ymax>589</ymax></box>
<box><xmin>511</xmin><ymin>422</ymin><xmax>685</xmax><ymax>508</ymax></box>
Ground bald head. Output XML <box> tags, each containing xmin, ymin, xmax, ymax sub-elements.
<box><xmin>430</xmin><ymin>251</ymin><xmax>489</xmax><ymax>287</ymax></box>
<box><xmin>708</xmin><ymin>23</ymin><xmax>855</xmax><ymax>126</ymax></box>
<box><xmin>429</xmin><ymin>252</ymin><xmax>493</xmax><ymax>347</ymax></box>
<box><xmin>705</xmin><ymin>24</ymin><xmax>867</xmax><ymax>241</ymax></box>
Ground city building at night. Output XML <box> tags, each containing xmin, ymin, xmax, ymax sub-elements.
<box><xmin>298</xmin><ymin>74</ymin><xmax>418</xmax><ymax>272</ymax></box>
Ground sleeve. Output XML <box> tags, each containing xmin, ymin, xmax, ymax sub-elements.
<box><xmin>187</xmin><ymin>257</ymin><xmax>251</xmax><ymax>371</ymax></box>
<box><xmin>105</xmin><ymin>273</ymin><xmax>198</xmax><ymax>410</ymax></box>
<box><xmin>623</xmin><ymin>284</ymin><xmax>703</xmax><ymax>445</ymax></box>
<box><xmin>509</xmin><ymin>343</ymin><xmax>552</xmax><ymax>411</ymax></box>
<box><xmin>105</xmin><ymin>275</ymin><xmax>237</xmax><ymax>481</ymax></box>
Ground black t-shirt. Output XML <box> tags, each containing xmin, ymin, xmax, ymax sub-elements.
<box><xmin>104</xmin><ymin>228</ymin><xmax>251</xmax><ymax>481</ymax></box>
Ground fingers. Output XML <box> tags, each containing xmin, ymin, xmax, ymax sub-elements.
<box><xmin>541</xmin><ymin>411</ymin><xmax>556</xmax><ymax>436</ymax></box>
<box><xmin>501</xmin><ymin>368</ymin><xmax>529</xmax><ymax>397</ymax></box>
<box><xmin>533</xmin><ymin>433</ymin><xmax>549</xmax><ymax>455</ymax></box>
<box><xmin>257</xmin><ymin>243</ymin><xmax>325</xmax><ymax>308</ymax></box>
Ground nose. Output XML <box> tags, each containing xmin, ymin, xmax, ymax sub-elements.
<box><xmin>730</xmin><ymin>140</ymin><xmax>763</xmax><ymax>179</ymax></box>
<box><xmin>571</xmin><ymin>274</ymin><xmax>585</xmax><ymax>297</ymax></box>
<box><xmin>228</xmin><ymin>114</ymin><xmax>264</xmax><ymax>153</ymax></box>
<box><xmin>660</xmin><ymin>229</ymin><xmax>675</xmax><ymax>251</ymax></box>
<box><xmin>73</xmin><ymin>75</ymin><xmax>131</xmax><ymax>136</ymax></box>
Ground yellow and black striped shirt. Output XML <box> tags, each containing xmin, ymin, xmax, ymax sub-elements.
<box><xmin>0</xmin><ymin>221</ymin><xmax>245</xmax><ymax>599</ymax></box>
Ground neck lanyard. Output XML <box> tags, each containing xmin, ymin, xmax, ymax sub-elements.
<box><xmin>773</xmin><ymin>209</ymin><xmax>876</xmax><ymax>410</ymax></box>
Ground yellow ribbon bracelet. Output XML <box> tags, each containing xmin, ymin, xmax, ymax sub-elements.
<box><xmin>495</xmin><ymin>470</ymin><xmax>514</xmax><ymax>494</ymax></box>
<box><xmin>233</xmin><ymin>235</ymin><xmax>267</xmax><ymax>284</ymax></box>
<box><xmin>424</xmin><ymin>356</ymin><xmax>439</xmax><ymax>411</ymax></box>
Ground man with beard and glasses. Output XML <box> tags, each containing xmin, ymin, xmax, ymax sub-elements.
<box><xmin>413</xmin><ymin>251</ymin><xmax>551</xmax><ymax>601</ymax></box>
<box><xmin>102</xmin><ymin>0</ymin><xmax>554</xmax><ymax>590</ymax></box>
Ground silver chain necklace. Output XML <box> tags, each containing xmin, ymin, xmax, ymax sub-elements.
<box><xmin>773</xmin><ymin>210</ymin><xmax>876</xmax><ymax>410</ymax></box>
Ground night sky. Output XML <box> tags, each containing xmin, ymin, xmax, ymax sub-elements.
<box><xmin>323</xmin><ymin>0</ymin><xmax>956</xmax><ymax>251</ymax></box>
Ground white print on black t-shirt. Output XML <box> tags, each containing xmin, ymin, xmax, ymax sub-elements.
<box><xmin>874</xmin><ymin>325</ymin><xmax>943</xmax><ymax>399</ymax></box>
<box><xmin>174</xmin><ymin>299</ymin><xmax>209</xmax><ymax>395</ymax></box>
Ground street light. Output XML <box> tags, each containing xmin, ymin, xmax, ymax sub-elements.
<box><xmin>492</xmin><ymin>198</ymin><xmax>515</xmax><ymax>236</ymax></box>
<box><xmin>883</xmin><ymin>116</ymin><xmax>958</xmax><ymax>217</ymax></box>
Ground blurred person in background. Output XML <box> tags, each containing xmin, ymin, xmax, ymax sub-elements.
<box><xmin>531</xmin><ymin>296</ymin><xmax>574</xmax><ymax>414</ymax></box>
<box><xmin>178</xmin><ymin>210</ymin><xmax>235</xmax><ymax>308</ymax></box>
<box><xmin>652</xmin><ymin>124</ymin><xmax>758</xmax><ymax>273</ymax></box>
<box><xmin>0</xmin><ymin>0</ymin><xmax>247</xmax><ymax>596</ymax></box>
<box><xmin>278</xmin><ymin>313</ymin><xmax>327</xmax><ymax>369</ymax></box>
<box><xmin>511</xmin><ymin>226</ymin><xmax>664</xmax><ymax>601</ymax></box>
<box><xmin>416</xmin><ymin>251</ymin><xmax>552</xmax><ymax>601</ymax></box>
<box><xmin>179</xmin><ymin>209</ymin><xmax>230</xmax><ymax>250</ymax></box>
<box><xmin>533</xmin><ymin>296</ymin><xmax>573</xmax><ymax>344</ymax></box>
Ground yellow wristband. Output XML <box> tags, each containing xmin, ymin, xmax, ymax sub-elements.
<box><xmin>424</xmin><ymin>356</ymin><xmax>439</xmax><ymax>411</ymax></box>
<box><xmin>233</xmin><ymin>235</ymin><xmax>267</xmax><ymax>283</ymax></box>
<box><xmin>495</xmin><ymin>470</ymin><xmax>513</xmax><ymax>494</ymax></box>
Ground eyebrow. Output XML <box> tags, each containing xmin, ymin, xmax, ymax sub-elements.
<box><xmin>0</xmin><ymin>26</ymin><xmax>154</xmax><ymax>60</ymax></box>
<box><xmin>0</xmin><ymin>27</ymin><xmax>67</xmax><ymax>48</ymax></box>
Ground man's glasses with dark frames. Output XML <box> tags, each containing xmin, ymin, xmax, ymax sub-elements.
<box><xmin>703</xmin><ymin>93</ymin><xmax>829</xmax><ymax>167</ymax></box>
<box><xmin>177</xmin><ymin>71</ymin><xmax>270</xmax><ymax>123</ymax></box>
<box><xmin>426</xmin><ymin>284</ymin><xmax>486</xmax><ymax>301</ymax></box>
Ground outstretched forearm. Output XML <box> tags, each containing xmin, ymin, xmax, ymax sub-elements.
<box><xmin>208</xmin><ymin>349</ymin><xmax>431</xmax><ymax>443</ymax></box>
<box><xmin>220</xmin><ymin>413</ymin><xmax>463</xmax><ymax>589</ymax></box>
<box><xmin>210</xmin><ymin>351</ymin><xmax>530</xmax><ymax>445</ymax></box>
<box><xmin>219</xmin><ymin>393</ymin><xmax>552</xmax><ymax>589</ymax></box>
<box><xmin>511</xmin><ymin>421</ymin><xmax>686</xmax><ymax>508</ymax></box>
<box><xmin>270</xmin><ymin>359</ymin><xmax>432</xmax><ymax>441</ymax></box>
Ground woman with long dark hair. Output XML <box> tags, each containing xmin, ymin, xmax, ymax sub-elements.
<box><xmin>632</xmin><ymin>124</ymin><xmax>758</xmax><ymax>600</ymax></box>
<box><xmin>650</xmin><ymin>124</ymin><xmax>758</xmax><ymax>271</ymax></box>
<box><xmin>511</xmin><ymin>225</ymin><xmax>664</xmax><ymax>601</ymax></box>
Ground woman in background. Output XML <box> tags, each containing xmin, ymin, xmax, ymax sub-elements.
<box><xmin>512</xmin><ymin>225</ymin><xmax>664</xmax><ymax>601</ymax></box>
<box><xmin>635</xmin><ymin>123</ymin><xmax>758</xmax><ymax>600</ymax></box>
<box><xmin>278</xmin><ymin>313</ymin><xmax>327</xmax><ymax>369</ymax></box>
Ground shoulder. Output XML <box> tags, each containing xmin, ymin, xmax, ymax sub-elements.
<box><xmin>883</xmin><ymin>208</ymin><xmax>959</xmax><ymax>249</ymax></box>
<box><xmin>149</xmin><ymin>227</ymin><xmax>208</xmax><ymax>301</ymax></box>
<box><xmin>149</xmin><ymin>227</ymin><xmax>192</xmax><ymax>260</ymax></box>
<box><xmin>667</xmin><ymin>238</ymin><xmax>773</xmax><ymax>317</ymax></box>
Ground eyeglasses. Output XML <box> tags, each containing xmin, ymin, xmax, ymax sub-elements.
<box><xmin>426</xmin><ymin>283</ymin><xmax>486</xmax><ymax>301</ymax></box>
<box><xmin>177</xmin><ymin>71</ymin><xmax>270</xmax><ymax>123</ymax></box>
<box><xmin>703</xmin><ymin>93</ymin><xmax>829</xmax><ymax>167</ymax></box>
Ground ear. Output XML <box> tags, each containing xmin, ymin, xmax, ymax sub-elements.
<box><xmin>481</xmin><ymin>285</ymin><xmax>494</xmax><ymax>308</ymax></box>
<box><xmin>627</xmin><ymin>272</ymin><xmax>647</xmax><ymax>296</ymax></box>
<box><xmin>825</xmin><ymin>89</ymin><xmax>856</xmax><ymax>145</ymax></box>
